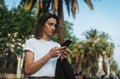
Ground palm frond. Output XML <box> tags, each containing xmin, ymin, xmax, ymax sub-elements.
<box><xmin>52</xmin><ymin>0</ymin><xmax>58</xmax><ymax>13</ymax></box>
<box><xmin>72</xmin><ymin>0</ymin><xmax>78</xmax><ymax>18</ymax></box>
<box><xmin>84</xmin><ymin>0</ymin><xmax>94</xmax><ymax>10</ymax></box>
<box><xmin>65</xmin><ymin>0</ymin><xmax>70</xmax><ymax>16</ymax></box>
<box><xmin>36</xmin><ymin>0</ymin><xmax>42</xmax><ymax>16</ymax></box>
<box><xmin>39</xmin><ymin>0</ymin><xmax>43</xmax><ymax>9</ymax></box>
<box><xmin>23</xmin><ymin>0</ymin><xmax>37</xmax><ymax>11</ymax></box>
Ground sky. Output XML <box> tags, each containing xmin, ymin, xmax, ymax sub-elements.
<box><xmin>64</xmin><ymin>0</ymin><xmax>120</xmax><ymax>69</ymax></box>
<box><xmin>5</xmin><ymin>0</ymin><xmax>120</xmax><ymax>69</ymax></box>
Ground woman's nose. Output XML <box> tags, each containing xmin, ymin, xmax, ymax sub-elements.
<box><xmin>52</xmin><ymin>25</ymin><xmax>56</xmax><ymax>30</ymax></box>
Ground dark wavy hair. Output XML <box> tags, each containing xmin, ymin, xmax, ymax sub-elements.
<box><xmin>33</xmin><ymin>13</ymin><xmax>59</xmax><ymax>39</ymax></box>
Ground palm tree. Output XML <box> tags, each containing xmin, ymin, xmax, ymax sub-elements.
<box><xmin>109</xmin><ymin>57</ymin><xmax>118</xmax><ymax>74</ymax></box>
<box><xmin>70</xmin><ymin>29</ymin><xmax>115</xmax><ymax>77</ymax></box>
<box><xmin>98</xmin><ymin>32</ymin><xmax>114</xmax><ymax>75</ymax></box>
<box><xmin>82</xmin><ymin>29</ymin><xmax>100</xmax><ymax>76</ymax></box>
<box><xmin>20</xmin><ymin>0</ymin><xmax>94</xmax><ymax>44</ymax></box>
<box><xmin>70</xmin><ymin>29</ymin><xmax>101</xmax><ymax>76</ymax></box>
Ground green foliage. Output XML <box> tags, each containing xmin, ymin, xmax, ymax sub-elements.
<box><xmin>0</xmin><ymin>1</ymin><xmax>35</xmax><ymax>55</ymax></box>
<box><xmin>64</xmin><ymin>21</ymin><xmax>78</xmax><ymax>41</ymax></box>
<box><xmin>52</xmin><ymin>20</ymin><xmax>78</xmax><ymax>42</ymax></box>
<box><xmin>70</xmin><ymin>28</ymin><xmax>116</xmax><ymax>76</ymax></box>
<box><xmin>109</xmin><ymin>57</ymin><xmax>118</xmax><ymax>73</ymax></box>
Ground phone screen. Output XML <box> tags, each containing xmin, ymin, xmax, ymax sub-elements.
<box><xmin>61</xmin><ymin>40</ymin><xmax>72</xmax><ymax>47</ymax></box>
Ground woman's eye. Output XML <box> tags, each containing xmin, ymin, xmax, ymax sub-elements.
<box><xmin>48</xmin><ymin>23</ymin><xmax>53</xmax><ymax>26</ymax></box>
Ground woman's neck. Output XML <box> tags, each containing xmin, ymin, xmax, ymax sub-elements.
<box><xmin>41</xmin><ymin>35</ymin><xmax>50</xmax><ymax>41</ymax></box>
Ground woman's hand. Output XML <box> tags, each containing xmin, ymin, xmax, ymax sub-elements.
<box><xmin>48</xmin><ymin>46</ymin><xmax>66</xmax><ymax>58</ymax></box>
<box><xmin>60</xmin><ymin>47</ymin><xmax>70</xmax><ymax>60</ymax></box>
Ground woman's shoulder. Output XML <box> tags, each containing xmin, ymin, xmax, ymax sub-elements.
<box><xmin>51</xmin><ymin>40</ymin><xmax>61</xmax><ymax>46</ymax></box>
<box><xmin>26</xmin><ymin>38</ymin><xmax>37</xmax><ymax>42</ymax></box>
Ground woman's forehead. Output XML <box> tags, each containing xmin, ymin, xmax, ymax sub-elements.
<box><xmin>46</xmin><ymin>18</ymin><xmax>57</xmax><ymax>23</ymax></box>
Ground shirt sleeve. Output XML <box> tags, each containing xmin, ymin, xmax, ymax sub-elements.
<box><xmin>23</xmin><ymin>39</ymin><xmax>35</xmax><ymax>53</ymax></box>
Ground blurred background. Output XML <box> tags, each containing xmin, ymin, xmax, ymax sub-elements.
<box><xmin>0</xmin><ymin>0</ymin><xmax>120</xmax><ymax>79</ymax></box>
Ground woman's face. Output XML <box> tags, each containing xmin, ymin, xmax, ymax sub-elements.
<box><xmin>43</xmin><ymin>18</ymin><xmax>57</xmax><ymax>37</ymax></box>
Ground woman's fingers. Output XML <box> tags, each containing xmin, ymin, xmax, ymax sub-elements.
<box><xmin>50</xmin><ymin>46</ymin><xmax>69</xmax><ymax>58</ymax></box>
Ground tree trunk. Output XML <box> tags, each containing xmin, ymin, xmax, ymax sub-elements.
<box><xmin>57</xmin><ymin>0</ymin><xmax>64</xmax><ymax>44</ymax></box>
<box><xmin>16</xmin><ymin>53</ymin><xmax>25</xmax><ymax>78</ymax></box>
<box><xmin>96</xmin><ymin>55</ymin><xmax>105</xmax><ymax>78</ymax></box>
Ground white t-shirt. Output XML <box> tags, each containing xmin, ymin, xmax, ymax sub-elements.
<box><xmin>23</xmin><ymin>38</ymin><xmax>60</xmax><ymax>77</ymax></box>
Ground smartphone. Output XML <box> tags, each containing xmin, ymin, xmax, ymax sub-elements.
<box><xmin>61</xmin><ymin>40</ymin><xmax>72</xmax><ymax>47</ymax></box>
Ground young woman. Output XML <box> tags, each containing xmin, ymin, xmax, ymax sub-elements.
<box><xmin>23</xmin><ymin>13</ymin><xmax>69</xmax><ymax>79</ymax></box>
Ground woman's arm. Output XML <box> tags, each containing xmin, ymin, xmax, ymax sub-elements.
<box><xmin>24</xmin><ymin>46</ymin><xmax>65</xmax><ymax>75</ymax></box>
<box><xmin>24</xmin><ymin>50</ymin><xmax>51</xmax><ymax>75</ymax></box>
